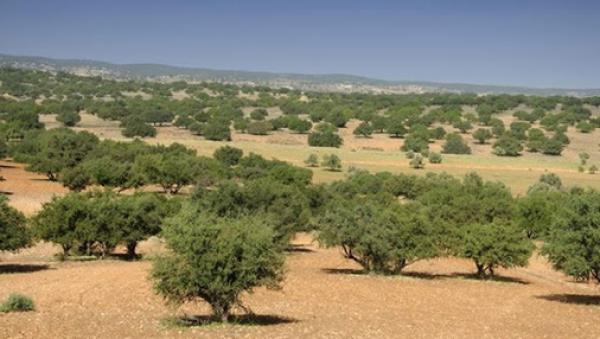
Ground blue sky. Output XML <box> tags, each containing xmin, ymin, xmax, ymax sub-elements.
<box><xmin>1</xmin><ymin>0</ymin><xmax>599</xmax><ymax>88</ymax></box>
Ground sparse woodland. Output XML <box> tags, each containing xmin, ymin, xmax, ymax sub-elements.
<box><xmin>2</xmin><ymin>67</ymin><xmax>600</xmax><ymax>323</ymax></box>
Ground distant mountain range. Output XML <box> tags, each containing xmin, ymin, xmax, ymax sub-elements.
<box><xmin>1</xmin><ymin>53</ymin><xmax>599</xmax><ymax>96</ymax></box>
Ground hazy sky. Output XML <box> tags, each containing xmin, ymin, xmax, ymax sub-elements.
<box><xmin>1</xmin><ymin>0</ymin><xmax>599</xmax><ymax>88</ymax></box>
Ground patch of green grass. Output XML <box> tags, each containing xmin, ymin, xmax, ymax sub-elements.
<box><xmin>0</xmin><ymin>293</ymin><xmax>35</xmax><ymax>313</ymax></box>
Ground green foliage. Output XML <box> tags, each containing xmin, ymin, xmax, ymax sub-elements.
<box><xmin>321</xmin><ymin>154</ymin><xmax>342</xmax><ymax>171</ymax></box>
<box><xmin>13</xmin><ymin>128</ymin><xmax>99</xmax><ymax>181</ymax></box>
<box><xmin>493</xmin><ymin>134</ymin><xmax>523</xmax><ymax>156</ymax></box>
<box><xmin>516</xmin><ymin>191</ymin><xmax>563</xmax><ymax>239</ymax></box>
<box><xmin>453</xmin><ymin>120</ymin><xmax>472</xmax><ymax>133</ymax></box>
<box><xmin>509</xmin><ymin>121</ymin><xmax>532</xmax><ymax>140</ymax></box>
<box><xmin>385</xmin><ymin>115</ymin><xmax>407</xmax><ymax>138</ymax></box>
<box><xmin>540</xmin><ymin>137</ymin><xmax>564</xmax><ymax>156</ymax></box>
<box><xmin>250</xmin><ymin>108</ymin><xmax>268</xmax><ymax>121</ymax></box>
<box><xmin>457</xmin><ymin>222</ymin><xmax>533</xmax><ymax>277</ymax></box>
<box><xmin>542</xmin><ymin>191</ymin><xmax>600</xmax><ymax>282</ymax></box>
<box><xmin>304</xmin><ymin>153</ymin><xmax>319</xmax><ymax>167</ymax></box>
<box><xmin>246</xmin><ymin>120</ymin><xmax>272</xmax><ymax>135</ymax></box>
<box><xmin>409</xmin><ymin>153</ymin><xmax>425</xmax><ymax>169</ymax></box>
<box><xmin>0</xmin><ymin>196</ymin><xmax>31</xmax><ymax>252</ymax></box>
<box><xmin>56</xmin><ymin>110</ymin><xmax>81</xmax><ymax>127</ymax></box>
<box><xmin>287</xmin><ymin>117</ymin><xmax>312</xmax><ymax>134</ymax></box>
<box><xmin>442</xmin><ymin>133</ymin><xmax>471</xmax><ymax>154</ymax></box>
<box><xmin>472</xmin><ymin>128</ymin><xmax>492</xmax><ymax>144</ymax></box>
<box><xmin>401</xmin><ymin>133</ymin><xmax>429</xmax><ymax>153</ymax></box>
<box><xmin>316</xmin><ymin>197</ymin><xmax>438</xmax><ymax>274</ymax></box>
<box><xmin>33</xmin><ymin>191</ymin><xmax>173</xmax><ymax>258</ymax></box>
<box><xmin>203</xmin><ymin>120</ymin><xmax>231</xmax><ymax>141</ymax></box>
<box><xmin>576</xmin><ymin>121</ymin><xmax>594</xmax><ymax>133</ymax></box>
<box><xmin>0</xmin><ymin>293</ymin><xmax>35</xmax><ymax>313</ymax></box>
<box><xmin>150</xmin><ymin>207</ymin><xmax>285</xmax><ymax>322</ymax></box>
<box><xmin>133</xmin><ymin>149</ymin><xmax>210</xmax><ymax>194</ymax></box>
<box><xmin>121</xmin><ymin>117</ymin><xmax>157</xmax><ymax>138</ymax></box>
<box><xmin>428</xmin><ymin>152</ymin><xmax>442</xmax><ymax>164</ymax></box>
<box><xmin>213</xmin><ymin>145</ymin><xmax>243</xmax><ymax>166</ymax></box>
<box><xmin>353</xmin><ymin>121</ymin><xmax>374</xmax><ymax>138</ymax></box>
<box><xmin>589</xmin><ymin>165</ymin><xmax>598</xmax><ymax>174</ymax></box>
<box><xmin>308</xmin><ymin>131</ymin><xmax>343</xmax><ymax>148</ymax></box>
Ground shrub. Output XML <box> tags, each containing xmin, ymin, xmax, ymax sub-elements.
<box><xmin>541</xmin><ymin>137</ymin><xmax>564</xmax><ymax>156</ymax></box>
<box><xmin>288</xmin><ymin>118</ymin><xmax>312</xmax><ymax>134</ymax></box>
<box><xmin>56</xmin><ymin>110</ymin><xmax>81</xmax><ymax>127</ymax></box>
<box><xmin>493</xmin><ymin>135</ymin><xmax>523</xmax><ymax>156</ymax></box>
<box><xmin>405</xmin><ymin>150</ymin><xmax>415</xmax><ymax>159</ymax></box>
<box><xmin>576</xmin><ymin>121</ymin><xmax>594</xmax><ymax>133</ymax></box>
<box><xmin>308</xmin><ymin>131</ymin><xmax>343</xmax><ymax>148</ymax></box>
<box><xmin>321</xmin><ymin>154</ymin><xmax>342</xmax><ymax>171</ymax></box>
<box><xmin>247</xmin><ymin>121</ymin><xmax>272</xmax><ymax>135</ymax></box>
<box><xmin>250</xmin><ymin>108</ymin><xmax>268</xmax><ymax>121</ymax></box>
<box><xmin>213</xmin><ymin>146</ymin><xmax>243</xmax><ymax>166</ymax></box>
<box><xmin>509</xmin><ymin>121</ymin><xmax>531</xmax><ymax>140</ymax></box>
<box><xmin>430</xmin><ymin>127</ymin><xmax>446</xmax><ymax>140</ymax></box>
<box><xmin>453</xmin><ymin>120</ymin><xmax>472</xmax><ymax>133</ymax></box>
<box><xmin>579</xmin><ymin>152</ymin><xmax>590</xmax><ymax>165</ymax></box>
<box><xmin>428</xmin><ymin>152</ymin><xmax>442</xmax><ymax>164</ymax></box>
<box><xmin>401</xmin><ymin>134</ymin><xmax>429</xmax><ymax>153</ymax></box>
<box><xmin>121</xmin><ymin>117</ymin><xmax>157</xmax><ymax>138</ymax></box>
<box><xmin>204</xmin><ymin>120</ymin><xmax>231</xmax><ymax>141</ymax></box>
<box><xmin>457</xmin><ymin>222</ymin><xmax>533</xmax><ymax>277</ymax></box>
<box><xmin>472</xmin><ymin>128</ymin><xmax>492</xmax><ymax>144</ymax></box>
<box><xmin>0</xmin><ymin>293</ymin><xmax>35</xmax><ymax>313</ymax></box>
<box><xmin>353</xmin><ymin>121</ymin><xmax>374</xmax><ymax>138</ymax></box>
<box><xmin>304</xmin><ymin>153</ymin><xmax>319</xmax><ymax>167</ymax></box>
<box><xmin>442</xmin><ymin>133</ymin><xmax>471</xmax><ymax>154</ymax></box>
<box><xmin>150</xmin><ymin>208</ymin><xmax>285</xmax><ymax>322</ymax></box>
<box><xmin>409</xmin><ymin>153</ymin><xmax>425</xmax><ymax>169</ymax></box>
<box><xmin>589</xmin><ymin>165</ymin><xmax>598</xmax><ymax>174</ymax></box>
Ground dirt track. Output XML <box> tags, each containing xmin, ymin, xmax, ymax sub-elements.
<box><xmin>1</xmin><ymin>233</ymin><xmax>600</xmax><ymax>339</ymax></box>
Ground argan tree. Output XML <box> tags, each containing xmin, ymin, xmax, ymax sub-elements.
<box><xmin>151</xmin><ymin>208</ymin><xmax>285</xmax><ymax>322</ymax></box>
<box><xmin>0</xmin><ymin>196</ymin><xmax>31</xmax><ymax>252</ymax></box>
<box><xmin>542</xmin><ymin>191</ymin><xmax>600</xmax><ymax>282</ymax></box>
<box><xmin>457</xmin><ymin>222</ymin><xmax>533</xmax><ymax>277</ymax></box>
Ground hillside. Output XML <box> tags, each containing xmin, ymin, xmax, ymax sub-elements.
<box><xmin>2</xmin><ymin>53</ymin><xmax>600</xmax><ymax>96</ymax></box>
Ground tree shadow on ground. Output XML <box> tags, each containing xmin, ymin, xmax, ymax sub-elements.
<box><xmin>0</xmin><ymin>191</ymin><xmax>14</xmax><ymax>196</ymax></box>
<box><xmin>537</xmin><ymin>294</ymin><xmax>600</xmax><ymax>306</ymax></box>
<box><xmin>166</xmin><ymin>314</ymin><xmax>298</xmax><ymax>327</ymax></box>
<box><xmin>0</xmin><ymin>164</ymin><xmax>17</xmax><ymax>169</ymax></box>
<box><xmin>321</xmin><ymin>268</ymin><xmax>366</xmax><ymax>275</ymax></box>
<box><xmin>0</xmin><ymin>263</ymin><xmax>51</xmax><ymax>274</ymax></box>
<box><xmin>285</xmin><ymin>244</ymin><xmax>314</xmax><ymax>253</ymax></box>
<box><xmin>322</xmin><ymin>268</ymin><xmax>529</xmax><ymax>284</ymax></box>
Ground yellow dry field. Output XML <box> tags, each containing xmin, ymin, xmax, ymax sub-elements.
<box><xmin>39</xmin><ymin>113</ymin><xmax>600</xmax><ymax>195</ymax></box>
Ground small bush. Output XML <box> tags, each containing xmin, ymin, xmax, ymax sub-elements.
<box><xmin>590</xmin><ymin>165</ymin><xmax>598</xmax><ymax>174</ymax></box>
<box><xmin>304</xmin><ymin>153</ymin><xmax>319</xmax><ymax>167</ymax></box>
<box><xmin>428</xmin><ymin>152</ymin><xmax>442</xmax><ymax>164</ymax></box>
<box><xmin>409</xmin><ymin>154</ymin><xmax>425</xmax><ymax>169</ymax></box>
<box><xmin>0</xmin><ymin>293</ymin><xmax>35</xmax><ymax>312</ymax></box>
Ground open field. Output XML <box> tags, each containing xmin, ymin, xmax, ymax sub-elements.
<box><xmin>40</xmin><ymin>113</ymin><xmax>600</xmax><ymax>195</ymax></box>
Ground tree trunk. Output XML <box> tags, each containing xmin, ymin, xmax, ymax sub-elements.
<box><xmin>62</xmin><ymin>244</ymin><xmax>71</xmax><ymax>256</ymax></box>
<box><xmin>126</xmin><ymin>241</ymin><xmax>138</xmax><ymax>260</ymax></box>
<box><xmin>475</xmin><ymin>262</ymin><xmax>486</xmax><ymax>277</ymax></box>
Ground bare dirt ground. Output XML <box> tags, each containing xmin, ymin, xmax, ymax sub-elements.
<box><xmin>0</xmin><ymin>161</ymin><xmax>67</xmax><ymax>216</ymax></box>
<box><xmin>1</xmin><ymin>233</ymin><xmax>600</xmax><ymax>339</ymax></box>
